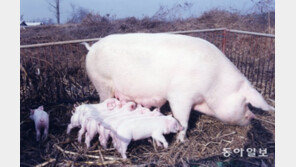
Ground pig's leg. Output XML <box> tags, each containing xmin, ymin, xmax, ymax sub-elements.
<box><xmin>99</xmin><ymin>129</ymin><xmax>111</xmax><ymax>149</ymax></box>
<box><xmin>155</xmin><ymin>140</ymin><xmax>162</xmax><ymax>147</ymax></box>
<box><xmin>78</xmin><ymin>124</ymin><xmax>86</xmax><ymax>143</ymax></box>
<box><xmin>110</xmin><ymin>132</ymin><xmax>118</xmax><ymax>150</ymax></box>
<box><xmin>99</xmin><ymin>135</ymin><xmax>107</xmax><ymax>149</ymax></box>
<box><xmin>85</xmin><ymin>120</ymin><xmax>97</xmax><ymax>148</ymax></box>
<box><xmin>36</xmin><ymin>130</ymin><xmax>41</xmax><ymax>141</ymax></box>
<box><xmin>85</xmin><ymin>130</ymin><xmax>95</xmax><ymax>148</ymax></box>
<box><xmin>94</xmin><ymin>82</ymin><xmax>113</xmax><ymax>102</ymax></box>
<box><xmin>35</xmin><ymin>124</ymin><xmax>41</xmax><ymax>141</ymax></box>
<box><xmin>85</xmin><ymin>132</ymin><xmax>90</xmax><ymax>148</ymax></box>
<box><xmin>118</xmin><ymin>140</ymin><xmax>130</xmax><ymax>159</ymax></box>
<box><xmin>42</xmin><ymin>126</ymin><xmax>49</xmax><ymax>141</ymax></box>
<box><xmin>98</xmin><ymin>126</ymin><xmax>108</xmax><ymax>148</ymax></box>
<box><xmin>66</xmin><ymin>124</ymin><xmax>74</xmax><ymax>134</ymax></box>
<box><xmin>152</xmin><ymin>139</ymin><xmax>163</xmax><ymax>147</ymax></box>
<box><xmin>152</xmin><ymin>133</ymin><xmax>168</xmax><ymax>148</ymax></box>
<box><xmin>85</xmin><ymin>132</ymin><xmax>92</xmax><ymax>148</ymax></box>
<box><xmin>168</xmin><ymin>96</ymin><xmax>193</xmax><ymax>142</ymax></box>
<box><xmin>193</xmin><ymin>101</ymin><xmax>215</xmax><ymax>116</ymax></box>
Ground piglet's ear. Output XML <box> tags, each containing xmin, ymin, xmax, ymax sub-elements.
<box><xmin>30</xmin><ymin>109</ymin><xmax>34</xmax><ymax>115</ymax></box>
<box><xmin>38</xmin><ymin>106</ymin><xmax>44</xmax><ymax>110</ymax></box>
<box><xmin>129</xmin><ymin>103</ymin><xmax>136</xmax><ymax>111</ymax></box>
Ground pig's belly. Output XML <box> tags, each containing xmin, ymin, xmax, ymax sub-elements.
<box><xmin>114</xmin><ymin>89</ymin><xmax>167</xmax><ymax>108</ymax></box>
<box><xmin>112</xmin><ymin>72</ymin><xmax>169</xmax><ymax>108</ymax></box>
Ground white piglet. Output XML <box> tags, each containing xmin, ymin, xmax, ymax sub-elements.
<box><xmin>67</xmin><ymin>98</ymin><xmax>120</xmax><ymax>135</ymax></box>
<box><xmin>114</xmin><ymin>115</ymin><xmax>183</xmax><ymax>159</ymax></box>
<box><xmin>30</xmin><ymin>106</ymin><xmax>49</xmax><ymax>141</ymax></box>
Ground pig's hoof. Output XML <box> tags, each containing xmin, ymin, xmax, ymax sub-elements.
<box><xmin>176</xmin><ymin>133</ymin><xmax>187</xmax><ymax>143</ymax></box>
<box><xmin>163</xmin><ymin>143</ymin><xmax>168</xmax><ymax>149</ymax></box>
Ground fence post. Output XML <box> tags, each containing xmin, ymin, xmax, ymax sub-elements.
<box><xmin>222</xmin><ymin>29</ymin><xmax>227</xmax><ymax>53</ymax></box>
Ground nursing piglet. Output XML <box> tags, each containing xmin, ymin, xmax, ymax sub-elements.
<box><xmin>75</xmin><ymin>100</ymin><xmax>129</xmax><ymax>146</ymax></box>
<box><xmin>67</xmin><ymin>98</ymin><xmax>120</xmax><ymax>135</ymax></box>
<box><xmin>115</xmin><ymin>115</ymin><xmax>183</xmax><ymax>159</ymax></box>
<box><xmin>30</xmin><ymin>106</ymin><xmax>49</xmax><ymax>141</ymax></box>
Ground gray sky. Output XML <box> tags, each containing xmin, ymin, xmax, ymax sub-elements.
<box><xmin>20</xmin><ymin>0</ymin><xmax>275</xmax><ymax>23</ymax></box>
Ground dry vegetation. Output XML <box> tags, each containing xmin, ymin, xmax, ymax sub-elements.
<box><xmin>20</xmin><ymin>10</ymin><xmax>274</xmax><ymax>45</ymax></box>
<box><xmin>20</xmin><ymin>9</ymin><xmax>275</xmax><ymax>167</ymax></box>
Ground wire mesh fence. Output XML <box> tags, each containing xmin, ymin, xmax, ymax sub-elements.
<box><xmin>20</xmin><ymin>28</ymin><xmax>275</xmax><ymax>108</ymax></box>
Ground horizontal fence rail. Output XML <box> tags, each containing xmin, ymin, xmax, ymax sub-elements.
<box><xmin>20</xmin><ymin>28</ymin><xmax>275</xmax><ymax>108</ymax></box>
<box><xmin>20</xmin><ymin>28</ymin><xmax>274</xmax><ymax>48</ymax></box>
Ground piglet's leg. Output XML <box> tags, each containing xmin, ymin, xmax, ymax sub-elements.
<box><xmin>152</xmin><ymin>133</ymin><xmax>168</xmax><ymax>149</ymax></box>
<box><xmin>35</xmin><ymin>124</ymin><xmax>41</xmax><ymax>141</ymax></box>
<box><xmin>78</xmin><ymin>124</ymin><xmax>86</xmax><ymax>143</ymax></box>
<box><xmin>110</xmin><ymin>132</ymin><xmax>118</xmax><ymax>150</ymax></box>
<box><xmin>36</xmin><ymin>130</ymin><xmax>41</xmax><ymax>142</ymax></box>
<box><xmin>85</xmin><ymin>132</ymin><xmax>91</xmax><ymax>148</ymax></box>
<box><xmin>42</xmin><ymin>126</ymin><xmax>49</xmax><ymax>141</ymax></box>
<box><xmin>66</xmin><ymin>124</ymin><xmax>73</xmax><ymax>134</ymax></box>
<box><xmin>98</xmin><ymin>126</ymin><xmax>108</xmax><ymax>149</ymax></box>
<box><xmin>118</xmin><ymin>140</ymin><xmax>130</xmax><ymax>159</ymax></box>
<box><xmin>99</xmin><ymin>135</ymin><xmax>107</xmax><ymax>149</ymax></box>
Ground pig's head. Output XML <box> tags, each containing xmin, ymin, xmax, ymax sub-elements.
<box><xmin>165</xmin><ymin>115</ymin><xmax>184</xmax><ymax>134</ymax></box>
<box><xmin>29</xmin><ymin>106</ymin><xmax>44</xmax><ymax>119</ymax></box>
<box><xmin>106</xmin><ymin>98</ymin><xmax>122</xmax><ymax>110</ymax></box>
<box><xmin>236</xmin><ymin>107</ymin><xmax>256</xmax><ymax>126</ymax></box>
<box><xmin>219</xmin><ymin>100</ymin><xmax>256</xmax><ymax>126</ymax></box>
<box><xmin>232</xmin><ymin>99</ymin><xmax>256</xmax><ymax>126</ymax></box>
<box><xmin>70</xmin><ymin>111</ymin><xmax>81</xmax><ymax>126</ymax></box>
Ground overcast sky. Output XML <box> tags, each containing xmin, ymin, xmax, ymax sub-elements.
<box><xmin>20</xmin><ymin>0</ymin><xmax>275</xmax><ymax>23</ymax></box>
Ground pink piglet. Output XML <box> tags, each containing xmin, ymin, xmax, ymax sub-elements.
<box><xmin>30</xmin><ymin>106</ymin><xmax>49</xmax><ymax>141</ymax></box>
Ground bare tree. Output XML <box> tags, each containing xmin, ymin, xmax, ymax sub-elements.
<box><xmin>67</xmin><ymin>4</ymin><xmax>90</xmax><ymax>23</ymax></box>
<box><xmin>152</xmin><ymin>2</ymin><xmax>193</xmax><ymax>21</ymax></box>
<box><xmin>251</xmin><ymin>0</ymin><xmax>274</xmax><ymax>33</ymax></box>
<box><xmin>47</xmin><ymin>0</ymin><xmax>62</xmax><ymax>24</ymax></box>
<box><xmin>20</xmin><ymin>14</ymin><xmax>24</xmax><ymax>22</ymax></box>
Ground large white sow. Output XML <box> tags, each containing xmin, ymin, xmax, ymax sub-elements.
<box><xmin>84</xmin><ymin>33</ymin><xmax>274</xmax><ymax>142</ymax></box>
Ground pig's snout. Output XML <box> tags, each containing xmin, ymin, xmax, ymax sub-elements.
<box><xmin>237</xmin><ymin>111</ymin><xmax>256</xmax><ymax>126</ymax></box>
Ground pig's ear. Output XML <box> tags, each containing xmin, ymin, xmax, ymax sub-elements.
<box><xmin>38</xmin><ymin>106</ymin><xmax>44</xmax><ymax>110</ymax></box>
<box><xmin>165</xmin><ymin>119</ymin><xmax>174</xmax><ymax>131</ymax></box>
<box><xmin>129</xmin><ymin>103</ymin><xmax>136</xmax><ymax>111</ymax></box>
<box><xmin>107</xmin><ymin>101</ymin><xmax>116</xmax><ymax>110</ymax></box>
<box><xmin>74</xmin><ymin>103</ymin><xmax>79</xmax><ymax>108</ymax></box>
<box><xmin>30</xmin><ymin>109</ymin><xmax>35</xmax><ymax>115</ymax></box>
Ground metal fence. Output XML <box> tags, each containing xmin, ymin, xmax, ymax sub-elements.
<box><xmin>20</xmin><ymin>28</ymin><xmax>275</xmax><ymax>108</ymax></box>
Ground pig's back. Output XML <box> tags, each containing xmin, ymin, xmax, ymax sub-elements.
<box><xmin>86</xmin><ymin>33</ymin><xmax>242</xmax><ymax>98</ymax></box>
<box><xmin>116</xmin><ymin>116</ymin><xmax>166</xmax><ymax>140</ymax></box>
